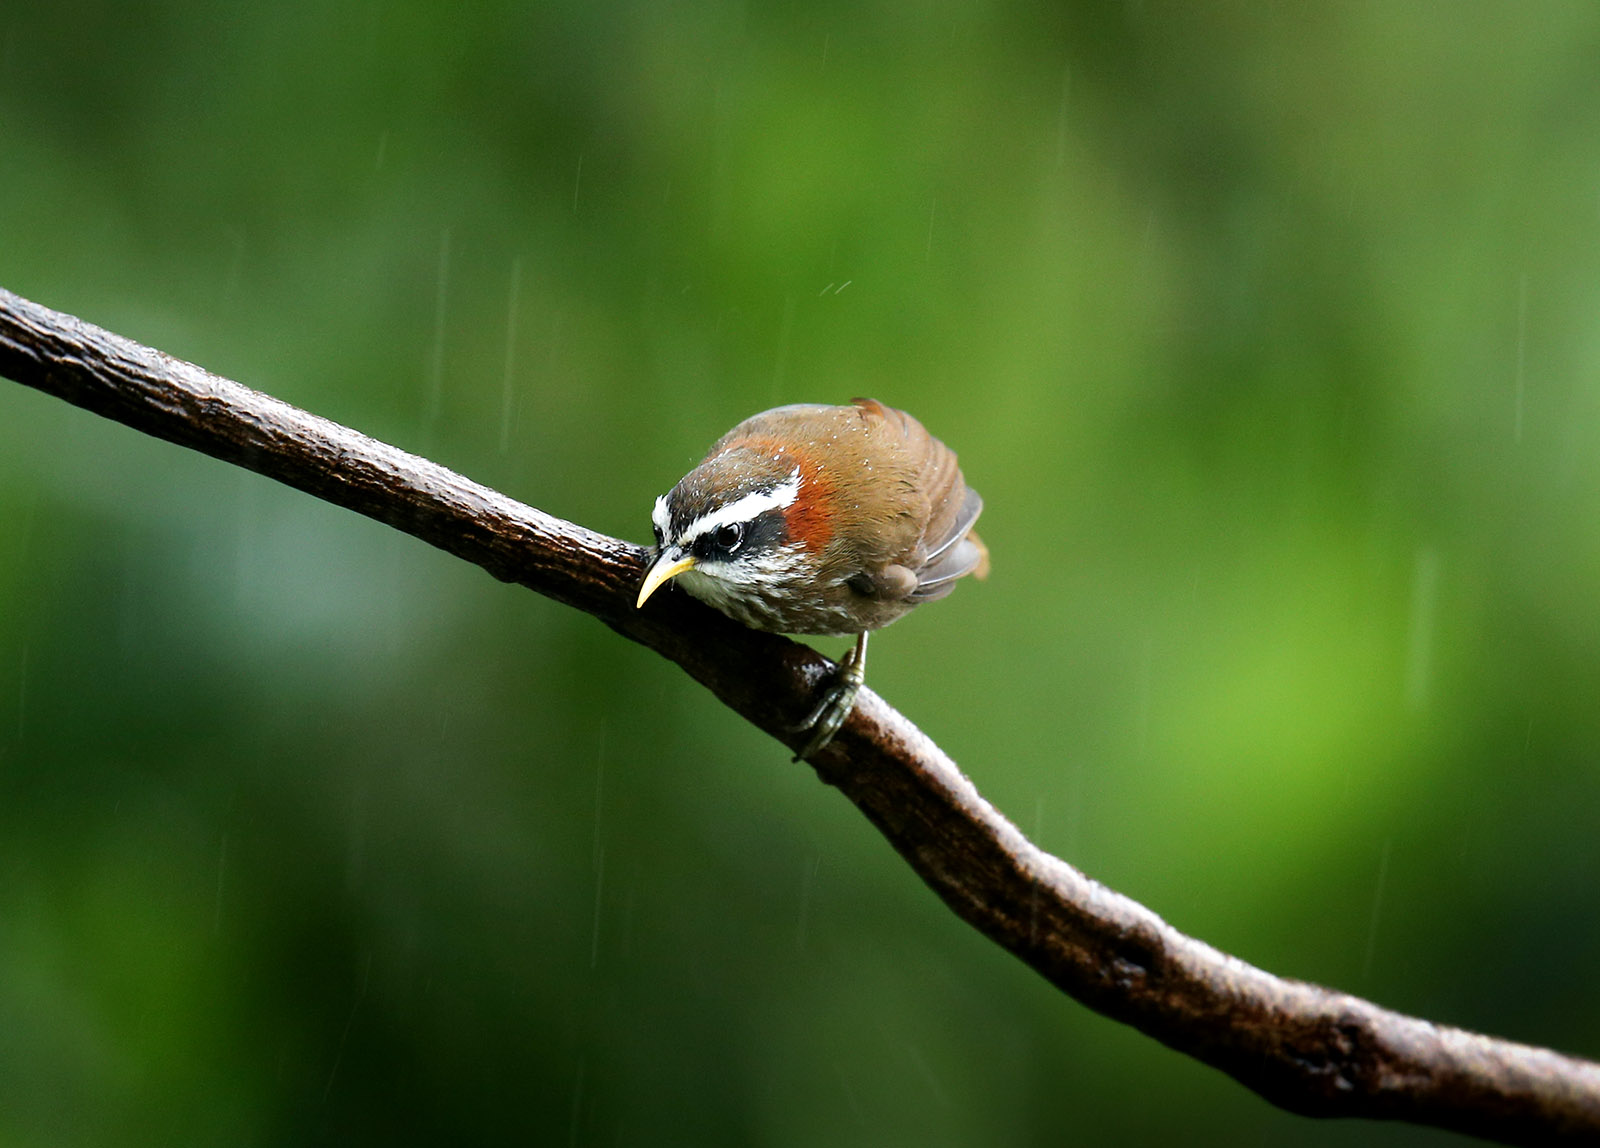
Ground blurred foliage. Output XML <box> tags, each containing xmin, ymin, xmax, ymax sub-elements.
<box><xmin>2</xmin><ymin>2</ymin><xmax>1599</xmax><ymax>1144</ymax></box>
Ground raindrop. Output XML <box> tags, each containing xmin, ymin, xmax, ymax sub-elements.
<box><xmin>220</xmin><ymin>226</ymin><xmax>246</xmax><ymax>305</ymax></box>
<box><xmin>213</xmin><ymin>832</ymin><xmax>228</xmax><ymax>935</ymax></box>
<box><xmin>835</xmin><ymin>1065</ymin><xmax>864</xmax><ymax>1123</ymax></box>
<box><xmin>796</xmin><ymin>852</ymin><xmax>820</xmax><ymax>948</ymax></box>
<box><xmin>15</xmin><ymin>643</ymin><xmax>26</xmax><ymax>740</ymax></box>
<box><xmin>322</xmin><ymin>952</ymin><xmax>373</xmax><ymax>1102</ymax></box>
<box><xmin>499</xmin><ymin>256</ymin><xmax>523</xmax><ymax>454</ymax></box>
<box><xmin>345</xmin><ymin>785</ymin><xmax>369</xmax><ymax>892</ymax></box>
<box><xmin>1056</xmin><ymin>64</ymin><xmax>1072</xmax><ymax>169</ymax></box>
<box><xmin>568</xmin><ymin>1055</ymin><xmax>587</xmax><ymax>1148</ymax></box>
<box><xmin>1405</xmin><ymin>547</ymin><xmax>1439</xmax><ymax>711</ymax></box>
<box><xmin>424</xmin><ymin>228</ymin><xmax>452</xmax><ymax>439</ymax></box>
<box><xmin>1064</xmin><ymin>758</ymin><xmax>1083</xmax><ymax>861</ymax></box>
<box><xmin>1136</xmin><ymin>634</ymin><xmax>1155</xmax><ymax>756</ymax></box>
<box><xmin>772</xmin><ymin>295</ymin><xmax>797</xmax><ymax>399</ymax></box>
<box><xmin>591</xmin><ymin>728</ymin><xmax>606</xmax><ymax>968</ymax></box>
<box><xmin>1514</xmin><ymin>273</ymin><xmax>1529</xmax><ymax>443</ymax></box>
<box><xmin>590</xmin><ymin>845</ymin><xmax>606</xmax><ymax>970</ymax></box>
<box><xmin>1362</xmin><ymin>838</ymin><xmax>1392</xmax><ymax>981</ymax></box>
<box><xmin>903</xmin><ymin>1040</ymin><xmax>951</xmax><ymax>1108</ymax></box>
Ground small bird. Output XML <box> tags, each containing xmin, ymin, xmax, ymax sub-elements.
<box><xmin>636</xmin><ymin>398</ymin><xmax>988</xmax><ymax>759</ymax></box>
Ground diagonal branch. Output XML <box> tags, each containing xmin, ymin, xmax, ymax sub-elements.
<box><xmin>2</xmin><ymin>286</ymin><xmax>1596</xmax><ymax>1146</ymax></box>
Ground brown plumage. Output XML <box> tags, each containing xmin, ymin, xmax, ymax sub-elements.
<box><xmin>638</xmin><ymin>398</ymin><xmax>988</xmax><ymax>756</ymax></box>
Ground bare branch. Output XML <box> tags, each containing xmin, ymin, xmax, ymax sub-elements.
<box><xmin>3</xmin><ymin>286</ymin><xmax>1597</xmax><ymax>1145</ymax></box>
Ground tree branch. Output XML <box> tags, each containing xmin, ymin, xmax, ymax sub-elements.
<box><xmin>2</xmin><ymin>286</ymin><xmax>1596</xmax><ymax>1146</ymax></box>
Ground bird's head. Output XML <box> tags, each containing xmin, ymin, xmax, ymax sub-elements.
<box><xmin>636</xmin><ymin>445</ymin><xmax>827</xmax><ymax>620</ymax></box>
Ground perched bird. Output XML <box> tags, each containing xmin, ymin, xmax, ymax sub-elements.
<box><xmin>636</xmin><ymin>398</ymin><xmax>988</xmax><ymax>758</ymax></box>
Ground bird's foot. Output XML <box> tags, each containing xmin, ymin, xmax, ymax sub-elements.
<box><xmin>792</xmin><ymin>634</ymin><xmax>868</xmax><ymax>761</ymax></box>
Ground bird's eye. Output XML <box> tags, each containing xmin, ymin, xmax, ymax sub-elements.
<box><xmin>714</xmin><ymin>522</ymin><xmax>744</xmax><ymax>553</ymax></box>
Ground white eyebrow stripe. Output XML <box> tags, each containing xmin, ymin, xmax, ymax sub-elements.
<box><xmin>678</xmin><ymin>469</ymin><xmax>801</xmax><ymax>545</ymax></box>
<box><xmin>652</xmin><ymin>494</ymin><xmax>672</xmax><ymax>540</ymax></box>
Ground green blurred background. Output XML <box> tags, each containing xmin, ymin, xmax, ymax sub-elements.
<box><xmin>2</xmin><ymin>2</ymin><xmax>1598</xmax><ymax>1144</ymax></box>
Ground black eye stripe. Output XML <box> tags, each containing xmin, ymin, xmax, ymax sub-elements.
<box><xmin>663</xmin><ymin>469</ymin><xmax>800</xmax><ymax>547</ymax></box>
<box><xmin>691</xmin><ymin>521</ymin><xmax>745</xmax><ymax>560</ymax></box>
<box><xmin>685</xmin><ymin>509</ymin><xmax>787</xmax><ymax>561</ymax></box>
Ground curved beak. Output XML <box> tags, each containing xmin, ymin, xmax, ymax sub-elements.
<box><xmin>636</xmin><ymin>549</ymin><xmax>697</xmax><ymax>608</ymax></box>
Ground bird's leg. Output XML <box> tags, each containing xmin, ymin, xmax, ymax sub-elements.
<box><xmin>793</xmin><ymin>631</ymin><xmax>868</xmax><ymax>761</ymax></box>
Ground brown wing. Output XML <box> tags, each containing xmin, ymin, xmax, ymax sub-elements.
<box><xmin>910</xmin><ymin>488</ymin><xmax>987</xmax><ymax>601</ymax></box>
<box><xmin>835</xmin><ymin>399</ymin><xmax>988</xmax><ymax>600</ymax></box>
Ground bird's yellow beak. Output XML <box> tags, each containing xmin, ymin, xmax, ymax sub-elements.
<box><xmin>636</xmin><ymin>551</ymin><xmax>697</xmax><ymax>608</ymax></box>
